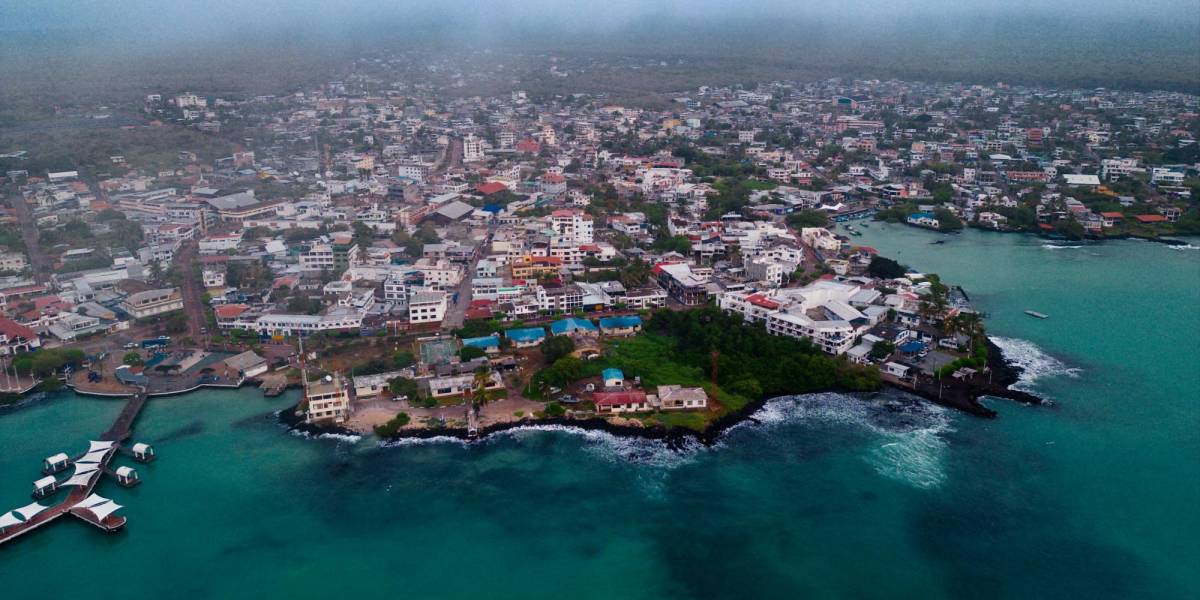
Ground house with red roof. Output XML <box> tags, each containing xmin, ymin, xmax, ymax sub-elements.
<box><xmin>0</xmin><ymin>317</ymin><xmax>40</xmax><ymax>355</ymax></box>
<box><xmin>475</xmin><ymin>181</ymin><xmax>508</xmax><ymax>196</ymax></box>
<box><xmin>593</xmin><ymin>390</ymin><xmax>650</xmax><ymax>414</ymax></box>
<box><xmin>1134</xmin><ymin>214</ymin><xmax>1167</xmax><ymax>224</ymax></box>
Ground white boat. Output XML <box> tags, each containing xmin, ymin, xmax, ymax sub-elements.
<box><xmin>1024</xmin><ymin>310</ymin><xmax>1049</xmax><ymax>319</ymax></box>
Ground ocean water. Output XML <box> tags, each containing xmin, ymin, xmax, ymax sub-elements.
<box><xmin>1</xmin><ymin>226</ymin><xmax>1197</xmax><ymax>599</ymax></box>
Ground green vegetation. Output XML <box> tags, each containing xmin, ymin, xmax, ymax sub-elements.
<box><xmin>387</xmin><ymin>376</ymin><xmax>419</xmax><ymax>400</ymax></box>
<box><xmin>122</xmin><ymin>351</ymin><xmax>143</xmax><ymax>366</ymax></box>
<box><xmin>459</xmin><ymin>346</ymin><xmax>486</xmax><ymax>361</ymax></box>
<box><xmin>867</xmin><ymin>255</ymin><xmax>907</xmax><ymax>279</ymax></box>
<box><xmin>12</xmin><ymin>348</ymin><xmax>86</xmax><ymax>376</ymax></box>
<box><xmin>392</xmin><ymin>351</ymin><xmax>416</xmax><ymax>368</ymax></box>
<box><xmin>787</xmin><ymin>209</ymin><xmax>829</xmax><ymax>228</ymax></box>
<box><xmin>539</xmin><ymin>335</ymin><xmax>576</xmax><ymax>364</ymax></box>
<box><xmin>933</xmin><ymin>208</ymin><xmax>964</xmax><ymax>232</ymax></box>
<box><xmin>373</xmin><ymin>412</ymin><xmax>410</xmax><ymax>437</ymax></box>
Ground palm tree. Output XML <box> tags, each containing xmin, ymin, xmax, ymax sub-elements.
<box><xmin>471</xmin><ymin>367</ymin><xmax>491</xmax><ymax>413</ymax></box>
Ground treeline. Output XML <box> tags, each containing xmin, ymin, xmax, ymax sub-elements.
<box><xmin>646</xmin><ymin>308</ymin><xmax>880</xmax><ymax>400</ymax></box>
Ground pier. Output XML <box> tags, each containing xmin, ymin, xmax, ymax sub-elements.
<box><xmin>0</xmin><ymin>390</ymin><xmax>153</xmax><ymax>546</ymax></box>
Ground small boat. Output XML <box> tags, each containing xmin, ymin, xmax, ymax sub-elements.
<box><xmin>930</xmin><ymin>240</ymin><xmax>945</xmax><ymax>245</ymax></box>
<box><xmin>1024</xmin><ymin>310</ymin><xmax>1049</xmax><ymax>319</ymax></box>
<box><xmin>850</xmin><ymin>230</ymin><xmax>863</xmax><ymax>236</ymax></box>
<box><xmin>860</xmin><ymin>223</ymin><xmax>869</xmax><ymax>228</ymax></box>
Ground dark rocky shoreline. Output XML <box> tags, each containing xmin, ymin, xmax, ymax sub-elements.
<box><xmin>281</xmin><ymin>338</ymin><xmax>1043</xmax><ymax>448</ymax></box>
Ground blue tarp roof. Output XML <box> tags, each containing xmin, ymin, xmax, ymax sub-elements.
<box><xmin>481</xmin><ymin>204</ymin><xmax>503</xmax><ymax>213</ymax></box>
<box><xmin>898</xmin><ymin>340</ymin><xmax>926</xmax><ymax>353</ymax></box>
<box><xmin>462</xmin><ymin>335</ymin><xmax>501</xmax><ymax>349</ymax></box>
<box><xmin>598</xmin><ymin>315</ymin><xmax>642</xmax><ymax>329</ymax></box>
<box><xmin>550</xmin><ymin>318</ymin><xmax>598</xmax><ymax>335</ymax></box>
<box><xmin>602</xmin><ymin>368</ymin><xmax>624</xmax><ymax>381</ymax></box>
<box><xmin>504</xmin><ymin>327</ymin><xmax>546</xmax><ymax>342</ymax></box>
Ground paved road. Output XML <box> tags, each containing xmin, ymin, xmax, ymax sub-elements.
<box><xmin>440</xmin><ymin>227</ymin><xmax>494</xmax><ymax>330</ymax></box>
<box><xmin>10</xmin><ymin>193</ymin><xmax>51</xmax><ymax>283</ymax></box>
<box><xmin>174</xmin><ymin>241</ymin><xmax>207</xmax><ymax>344</ymax></box>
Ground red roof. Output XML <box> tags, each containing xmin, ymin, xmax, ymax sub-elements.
<box><xmin>476</xmin><ymin>182</ymin><xmax>507</xmax><ymax>196</ymax></box>
<box><xmin>1100</xmin><ymin>212</ymin><xmax>1124</xmax><ymax>218</ymax></box>
<box><xmin>542</xmin><ymin>173</ymin><xmax>565</xmax><ymax>183</ymax></box>
<box><xmin>516</xmin><ymin>139</ymin><xmax>541</xmax><ymax>153</ymax></box>
<box><xmin>593</xmin><ymin>391</ymin><xmax>648</xmax><ymax>407</ymax></box>
<box><xmin>746</xmin><ymin>293</ymin><xmax>781</xmax><ymax>310</ymax></box>
<box><xmin>1134</xmin><ymin>214</ymin><xmax>1167</xmax><ymax>223</ymax></box>
<box><xmin>214</xmin><ymin>304</ymin><xmax>249</xmax><ymax>319</ymax></box>
<box><xmin>0</xmin><ymin>317</ymin><xmax>36</xmax><ymax>341</ymax></box>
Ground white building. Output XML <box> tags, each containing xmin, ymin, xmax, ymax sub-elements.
<box><xmin>408</xmin><ymin>290</ymin><xmax>448</xmax><ymax>324</ymax></box>
<box><xmin>121</xmin><ymin>288</ymin><xmax>183</xmax><ymax>320</ymax></box>
<box><xmin>550</xmin><ymin>209</ymin><xmax>594</xmax><ymax>244</ymax></box>
<box><xmin>305</xmin><ymin>373</ymin><xmax>350</xmax><ymax>424</ymax></box>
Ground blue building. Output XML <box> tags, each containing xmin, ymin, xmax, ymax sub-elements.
<box><xmin>549</xmin><ymin>318</ymin><xmax>598</xmax><ymax>336</ymax></box>
<box><xmin>504</xmin><ymin>327</ymin><xmax>547</xmax><ymax>348</ymax></box>
<box><xmin>462</xmin><ymin>335</ymin><xmax>501</xmax><ymax>353</ymax></box>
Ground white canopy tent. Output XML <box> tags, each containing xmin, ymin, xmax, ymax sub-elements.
<box><xmin>114</xmin><ymin>466</ymin><xmax>135</xmax><ymax>478</ymax></box>
<box><xmin>60</xmin><ymin>472</ymin><xmax>96</xmax><ymax>487</ymax></box>
<box><xmin>33</xmin><ymin>476</ymin><xmax>57</xmax><ymax>490</ymax></box>
<box><xmin>72</xmin><ymin>463</ymin><xmax>99</xmax><ymax>476</ymax></box>
<box><xmin>81</xmin><ymin>501</ymin><xmax>123</xmax><ymax>522</ymax></box>
<box><xmin>13</xmin><ymin>502</ymin><xmax>48</xmax><ymax>521</ymax></box>
<box><xmin>0</xmin><ymin>511</ymin><xmax>22</xmax><ymax>530</ymax></box>
<box><xmin>76</xmin><ymin>450</ymin><xmax>109</xmax><ymax>464</ymax></box>
<box><xmin>87</xmin><ymin>441</ymin><xmax>116</xmax><ymax>453</ymax></box>
<box><xmin>76</xmin><ymin>494</ymin><xmax>112</xmax><ymax>510</ymax></box>
<box><xmin>131</xmin><ymin>443</ymin><xmax>152</xmax><ymax>455</ymax></box>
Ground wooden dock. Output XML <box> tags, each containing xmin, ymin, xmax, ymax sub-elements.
<box><xmin>0</xmin><ymin>390</ymin><xmax>149</xmax><ymax>546</ymax></box>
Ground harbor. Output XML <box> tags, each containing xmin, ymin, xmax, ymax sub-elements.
<box><xmin>0</xmin><ymin>390</ymin><xmax>155</xmax><ymax>547</ymax></box>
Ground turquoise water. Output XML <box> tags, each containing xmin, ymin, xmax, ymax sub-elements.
<box><xmin>1</xmin><ymin>227</ymin><xmax>1197</xmax><ymax>599</ymax></box>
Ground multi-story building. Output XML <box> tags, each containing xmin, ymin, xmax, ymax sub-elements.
<box><xmin>550</xmin><ymin>209</ymin><xmax>594</xmax><ymax>243</ymax></box>
<box><xmin>408</xmin><ymin>290</ymin><xmax>448</xmax><ymax>324</ymax></box>
<box><xmin>121</xmin><ymin>288</ymin><xmax>184</xmax><ymax>320</ymax></box>
<box><xmin>305</xmin><ymin>373</ymin><xmax>351</xmax><ymax>424</ymax></box>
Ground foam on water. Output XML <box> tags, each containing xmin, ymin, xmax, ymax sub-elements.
<box><xmin>378</xmin><ymin>435</ymin><xmax>470</xmax><ymax>449</ymax></box>
<box><xmin>489</xmin><ymin>424</ymin><xmax>704</xmax><ymax>469</ymax></box>
<box><xmin>287</xmin><ymin>428</ymin><xmax>362</xmax><ymax>444</ymax></box>
<box><xmin>990</xmin><ymin>336</ymin><xmax>1081</xmax><ymax>393</ymax></box>
<box><xmin>738</xmin><ymin>393</ymin><xmax>954</xmax><ymax>490</ymax></box>
<box><xmin>1168</xmin><ymin>243</ymin><xmax>1199</xmax><ymax>251</ymax></box>
<box><xmin>1042</xmin><ymin>244</ymin><xmax>1083</xmax><ymax>249</ymax></box>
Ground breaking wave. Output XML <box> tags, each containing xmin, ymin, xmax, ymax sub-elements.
<box><xmin>288</xmin><ymin>428</ymin><xmax>362</xmax><ymax>444</ymax></box>
<box><xmin>1168</xmin><ymin>243</ymin><xmax>1199</xmax><ymax>251</ymax></box>
<box><xmin>376</xmin><ymin>424</ymin><xmax>703</xmax><ymax>469</ymax></box>
<box><xmin>739</xmin><ymin>393</ymin><xmax>954</xmax><ymax>490</ymax></box>
<box><xmin>1042</xmin><ymin>244</ymin><xmax>1083</xmax><ymax>249</ymax></box>
<box><xmin>989</xmin><ymin>336</ymin><xmax>1081</xmax><ymax>392</ymax></box>
<box><xmin>489</xmin><ymin>424</ymin><xmax>705</xmax><ymax>469</ymax></box>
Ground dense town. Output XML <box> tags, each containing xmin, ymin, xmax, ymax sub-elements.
<box><xmin>1</xmin><ymin>52</ymin><xmax>1197</xmax><ymax>436</ymax></box>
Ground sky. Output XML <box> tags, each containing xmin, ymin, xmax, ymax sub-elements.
<box><xmin>5</xmin><ymin>0</ymin><xmax>1199</xmax><ymax>36</ymax></box>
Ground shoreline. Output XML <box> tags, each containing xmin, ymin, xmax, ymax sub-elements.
<box><xmin>281</xmin><ymin>339</ymin><xmax>1043</xmax><ymax>447</ymax></box>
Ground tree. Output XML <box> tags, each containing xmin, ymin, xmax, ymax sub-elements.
<box><xmin>459</xmin><ymin>346</ymin><xmax>486</xmax><ymax>361</ymax></box>
<box><xmin>934</xmin><ymin>208</ymin><xmax>964</xmax><ymax>231</ymax></box>
<box><xmin>393</xmin><ymin>351</ymin><xmax>416</xmax><ymax>368</ymax></box>
<box><xmin>787</xmin><ymin>209</ymin><xmax>829</xmax><ymax>228</ymax></box>
<box><xmin>869</xmin><ymin>341</ymin><xmax>896</xmax><ymax>360</ymax></box>
<box><xmin>123</xmin><ymin>352</ymin><xmax>143</xmax><ymax>366</ymax></box>
<box><xmin>867</xmin><ymin>255</ymin><xmax>906</xmax><ymax>279</ymax></box>
<box><xmin>373</xmin><ymin>412</ymin><xmax>411</xmax><ymax>437</ymax></box>
<box><xmin>540</xmin><ymin>335</ymin><xmax>576</xmax><ymax>364</ymax></box>
<box><xmin>471</xmin><ymin>368</ymin><xmax>492</xmax><ymax>410</ymax></box>
<box><xmin>387</xmin><ymin>376</ymin><xmax>419</xmax><ymax>401</ymax></box>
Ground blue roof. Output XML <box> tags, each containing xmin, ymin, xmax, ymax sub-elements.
<box><xmin>602</xmin><ymin>368</ymin><xmax>624</xmax><ymax>381</ymax></box>
<box><xmin>504</xmin><ymin>327</ymin><xmax>546</xmax><ymax>342</ymax></box>
<box><xmin>481</xmin><ymin>204</ymin><xmax>503</xmax><ymax>213</ymax></box>
<box><xmin>549</xmin><ymin>318</ymin><xmax>598</xmax><ymax>335</ymax></box>
<box><xmin>898</xmin><ymin>340</ymin><xmax>926</xmax><ymax>353</ymax></box>
<box><xmin>599</xmin><ymin>315</ymin><xmax>642</xmax><ymax>329</ymax></box>
<box><xmin>462</xmin><ymin>335</ymin><xmax>500</xmax><ymax>349</ymax></box>
<box><xmin>909</xmin><ymin>212</ymin><xmax>936</xmax><ymax>219</ymax></box>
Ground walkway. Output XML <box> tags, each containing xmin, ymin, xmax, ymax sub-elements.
<box><xmin>0</xmin><ymin>390</ymin><xmax>149</xmax><ymax>546</ymax></box>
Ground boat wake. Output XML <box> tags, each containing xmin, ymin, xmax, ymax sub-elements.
<box><xmin>1042</xmin><ymin>244</ymin><xmax>1083</xmax><ymax>250</ymax></box>
<box><xmin>989</xmin><ymin>336</ymin><xmax>1081</xmax><ymax>393</ymax></box>
<box><xmin>1168</xmin><ymin>243</ymin><xmax>1199</xmax><ymax>251</ymax></box>
<box><xmin>740</xmin><ymin>393</ymin><xmax>954</xmax><ymax>490</ymax></box>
